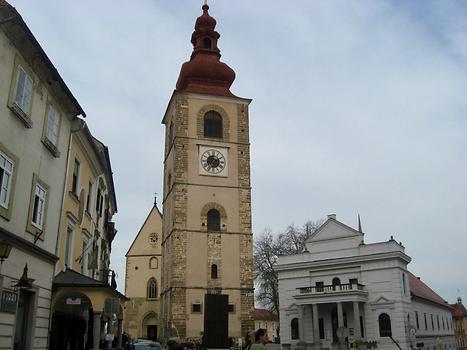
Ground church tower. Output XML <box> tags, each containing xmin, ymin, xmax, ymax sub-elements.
<box><xmin>160</xmin><ymin>4</ymin><xmax>254</xmax><ymax>344</ymax></box>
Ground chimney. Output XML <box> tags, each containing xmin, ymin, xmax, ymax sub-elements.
<box><xmin>327</xmin><ymin>214</ymin><xmax>337</xmax><ymax>220</ymax></box>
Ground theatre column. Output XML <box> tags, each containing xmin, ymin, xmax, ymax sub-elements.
<box><xmin>353</xmin><ymin>302</ymin><xmax>361</xmax><ymax>340</ymax></box>
<box><xmin>299</xmin><ymin>305</ymin><xmax>306</xmax><ymax>344</ymax></box>
<box><xmin>312</xmin><ymin>304</ymin><xmax>320</xmax><ymax>346</ymax></box>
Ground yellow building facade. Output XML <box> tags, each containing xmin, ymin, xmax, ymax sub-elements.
<box><xmin>124</xmin><ymin>203</ymin><xmax>163</xmax><ymax>340</ymax></box>
<box><xmin>49</xmin><ymin>121</ymin><xmax>126</xmax><ymax>350</ymax></box>
<box><xmin>452</xmin><ymin>299</ymin><xmax>467</xmax><ymax>350</ymax></box>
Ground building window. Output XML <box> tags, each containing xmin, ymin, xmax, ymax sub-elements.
<box><xmin>0</xmin><ymin>151</ymin><xmax>14</xmax><ymax>210</ymax></box>
<box><xmin>415</xmin><ymin>311</ymin><xmax>420</xmax><ymax>329</ymax></box>
<box><xmin>207</xmin><ymin>209</ymin><xmax>220</xmax><ymax>231</ymax></box>
<box><xmin>204</xmin><ymin>111</ymin><xmax>222</xmax><ymax>139</ymax></box>
<box><xmin>291</xmin><ymin>318</ymin><xmax>299</xmax><ymax>340</ymax></box>
<box><xmin>96</xmin><ymin>188</ymin><xmax>104</xmax><ymax>217</ymax></box>
<box><xmin>228</xmin><ymin>304</ymin><xmax>235</xmax><ymax>313</ymax></box>
<box><xmin>13</xmin><ymin>65</ymin><xmax>33</xmax><ymax>114</ymax></box>
<box><xmin>443</xmin><ymin>317</ymin><xmax>445</xmax><ymax>330</ymax></box>
<box><xmin>332</xmin><ymin>277</ymin><xmax>341</xmax><ymax>290</ymax></box>
<box><xmin>65</xmin><ymin>225</ymin><xmax>74</xmax><ymax>268</ymax></box>
<box><xmin>319</xmin><ymin>318</ymin><xmax>325</xmax><ymax>339</ymax></box>
<box><xmin>211</xmin><ymin>264</ymin><xmax>218</xmax><ymax>279</ymax></box>
<box><xmin>31</xmin><ymin>183</ymin><xmax>47</xmax><ymax>230</ymax></box>
<box><xmin>86</xmin><ymin>181</ymin><xmax>93</xmax><ymax>213</ymax></box>
<box><xmin>192</xmin><ymin>303</ymin><xmax>202</xmax><ymax>313</ymax></box>
<box><xmin>378</xmin><ymin>313</ymin><xmax>392</xmax><ymax>337</ymax></box>
<box><xmin>147</xmin><ymin>278</ymin><xmax>157</xmax><ymax>299</ymax></box>
<box><xmin>72</xmin><ymin>158</ymin><xmax>80</xmax><ymax>195</ymax></box>
<box><xmin>149</xmin><ymin>257</ymin><xmax>158</xmax><ymax>269</ymax></box>
<box><xmin>349</xmin><ymin>278</ymin><xmax>358</xmax><ymax>285</ymax></box>
<box><xmin>431</xmin><ymin>314</ymin><xmax>434</xmax><ymax>330</ymax></box>
<box><xmin>316</xmin><ymin>281</ymin><xmax>324</xmax><ymax>292</ymax></box>
<box><xmin>203</xmin><ymin>37</ymin><xmax>212</xmax><ymax>49</ymax></box>
<box><xmin>424</xmin><ymin>313</ymin><xmax>428</xmax><ymax>330</ymax></box>
<box><xmin>45</xmin><ymin>104</ymin><xmax>60</xmax><ymax>147</ymax></box>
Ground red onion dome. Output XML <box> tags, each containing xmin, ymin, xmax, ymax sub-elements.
<box><xmin>176</xmin><ymin>4</ymin><xmax>237</xmax><ymax>97</ymax></box>
<box><xmin>195</xmin><ymin>4</ymin><xmax>216</xmax><ymax>31</ymax></box>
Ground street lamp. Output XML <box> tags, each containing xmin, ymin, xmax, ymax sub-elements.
<box><xmin>0</xmin><ymin>240</ymin><xmax>12</xmax><ymax>264</ymax></box>
<box><xmin>13</xmin><ymin>264</ymin><xmax>35</xmax><ymax>291</ymax></box>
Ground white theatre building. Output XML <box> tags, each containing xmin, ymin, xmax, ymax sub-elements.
<box><xmin>276</xmin><ymin>214</ymin><xmax>455</xmax><ymax>350</ymax></box>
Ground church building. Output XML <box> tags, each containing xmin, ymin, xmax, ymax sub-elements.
<box><xmin>159</xmin><ymin>3</ymin><xmax>255</xmax><ymax>346</ymax></box>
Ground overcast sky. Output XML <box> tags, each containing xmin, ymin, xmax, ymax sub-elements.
<box><xmin>8</xmin><ymin>0</ymin><xmax>467</xmax><ymax>304</ymax></box>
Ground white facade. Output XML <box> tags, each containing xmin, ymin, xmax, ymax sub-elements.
<box><xmin>276</xmin><ymin>215</ymin><xmax>456</xmax><ymax>350</ymax></box>
<box><xmin>0</xmin><ymin>4</ymin><xmax>84</xmax><ymax>349</ymax></box>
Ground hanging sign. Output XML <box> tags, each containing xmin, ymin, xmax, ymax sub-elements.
<box><xmin>0</xmin><ymin>291</ymin><xmax>17</xmax><ymax>314</ymax></box>
<box><xmin>66</xmin><ymin>297</ymin><xmax>81</xmax><ymax>305</ymax></box>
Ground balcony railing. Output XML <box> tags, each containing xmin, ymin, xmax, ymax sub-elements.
<box><xmin>298</xmin><ymin>283</ymin><xmax>365</xmax><ymax>294</ymax></box>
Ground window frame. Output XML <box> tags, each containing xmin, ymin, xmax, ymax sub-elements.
<box><xmin>378</xmin><ymin>313</ymin><xmax>392</xmax><ymax>337</ymax></box>
<box><xmin>291</xmin><ymin>318</ymin><xmax>299</xmax><ymax>340</ymax></box>
<box><xmin>42</xmin><ymin>102</ymin><xmax>62</xmax><ymax>157</ymax></box>
<box><xmin>192</xmin><ymin>303</ymin><xmax>202</xmax><ymax>313</ymax></box>
<box><xmin>211</xmin><ymin>264</ymin><xmax>218</xmax><ymax>279</ymax></box>
<box><xmin>0</xmin><ymin>146</ymin><xmax>18</xmax><ymax>222</ymax></box>
<box><xmin>207</xmin><ymin>208</ymin><xmax>221</xmax><ymax>231</ymax></box>
<box><xmin>71</xmin><ymin>158</ymin><xmax>81</xmax><ymax>196</ymax></box>
<box><xmin>0</xmin><ymin>150</ymin><xmax>14</xmax><ymax>210</ymax></box>
<box><xmin>86</xmin><ymin>181</ymin><xmax>93</xmax><ymax>214</ymax></box>
<box><xmin>203</xmin><ymin>111</ymin><xmax>223</xmax><ymax>139</ymax></box>
<box><xmin>26</xmin><ymin>174</ymin><xmax>49</xmax><ymax>239</ymax></box>
<box><xmin>147</xmin><ymin>278</ymin><xmax>157</xmax><ymax>300</ymax></box>
<box><xmin>8</xmin><ymin>58</ymin><xmax>35</xmax><ymax>128</ymax></box>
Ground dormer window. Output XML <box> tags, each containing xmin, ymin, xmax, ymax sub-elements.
<box><xmin>203</xmin><ymin>38</ymin><xmax>212</xmax><ymax>49</ymax></box>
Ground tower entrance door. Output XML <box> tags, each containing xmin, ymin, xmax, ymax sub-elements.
<box><xmin>203</xmin><ymin>294</ymin><xmax>228</xmax><ymax>349</ymax></box>
<box><xmin>147</xmin><ymin>325</ymin><xmax>157</xmax><ymax>341</ymax></box>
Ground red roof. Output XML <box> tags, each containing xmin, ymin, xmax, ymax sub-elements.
<box><xmin>0</xmin><ymin>0</ymin><xmax>11</xmax><ymax>9</ymax></box>
<box><xmin>176</xmin><ymin>4</ymin><xmax>237</xmax><ymax>98</ymax></box>
<box><xmin>450</xmin><ymin>302</ymin><xmax>467</xmax><ymax>318</ymax></box>
<box><xmin>408</xmin><ymin>272</ymin><xmax>450</xmax><ymax>308</ymax></box>
<box><xmin>254</xmin><ymin>308</ymin><xmax>278</xmax><ymax>321</ymax></box>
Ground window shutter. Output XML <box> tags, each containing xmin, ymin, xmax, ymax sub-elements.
<box><xmin>14</xmin><ymin>68</ymin><xmax>25</xmax><ymax>107</ymax></box>
<box><xmin>23</xmin><ymin>75</ymin><xmax>33</xmax><ymax>112</ymax></box>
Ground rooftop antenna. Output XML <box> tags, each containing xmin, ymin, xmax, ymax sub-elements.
<box><xmin>358</xmin><ymin>214</ymin><xmax>362</xmax><ymax>233</ymax></box>
<box><xmin>154</xmin><ymin>192</ymin><xmax>157</xmax><ymax>207</ymax></box>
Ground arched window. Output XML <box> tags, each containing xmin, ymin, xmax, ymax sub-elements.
<box><xmin>379</xmin><ymin>313</ymin><xmax>392</xmax><ymax>337</ymax></box>
<box><xmin>203</xmin><ymin>38</ymin><xmax>212</xmax><ymax>49</ymax></box>
<box><xmin>211</xmin><ymin>264</ymin><xmax>218</xmax><ymax>279</ymax></box>
<box><xmin>207</xmin><ymin>209</ymin><xmax>221</xmax><ymax>231</ymax></box>
<box><xmin>291</xmin><ymin>318</ymin><xmax>299</xmax><ymax>340</ymax></box>
<box><xmin>147</xmin><ymin>278</ymin><xmax>157</xmax><ymax>299</ymax></box>
<box><xmin>204</xmin><ymin>111</ymin><xmax>223</xmax><ymax>139</ymax></box>
<box><xmin>332</xmin><ymin>277</ymin><xmax>341</xmax><ymax>290</ymax></box>
<box><xmin>149</xmin><ymin>257</ymin><xmax>158</xmax><ymax>269</ymax></box>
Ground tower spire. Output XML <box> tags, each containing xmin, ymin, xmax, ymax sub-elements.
<box><xmin>176</xmin><ymin>3</ymin><xmax>236</xmax><ymax>97</ymax></box>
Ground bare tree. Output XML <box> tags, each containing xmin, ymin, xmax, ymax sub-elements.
<box><xmin>253</xmin><ymin>220</ymin><xmax>323</xmax><ymax>315</ymax></box>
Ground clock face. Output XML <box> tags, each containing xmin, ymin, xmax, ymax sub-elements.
<box><xmin>200</xmin><ymin>149</ymin><xmax>226</xmax><ymax>174</ymax></box>
<box><xmin>149</xmin><ymin>232</ymin><xmax>159</xmax><ymax>246</ymax></box>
